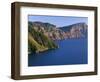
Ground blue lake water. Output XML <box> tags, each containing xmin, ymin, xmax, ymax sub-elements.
<box><xmin>28</xmin><ymin>38</ymin><xmax>88</xmax><ymax>66</ymax></box>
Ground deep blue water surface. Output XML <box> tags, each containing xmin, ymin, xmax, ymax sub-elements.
<box><xmin>28</xmin><ymin>39</ymin><xmax>88</xmax><ymax>66</ymax></box>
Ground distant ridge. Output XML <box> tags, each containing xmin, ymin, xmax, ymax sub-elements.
<box><xmin>59</xmin><ymin>22</ymin><xmax>87</xmax><ymax>31</ymax></box>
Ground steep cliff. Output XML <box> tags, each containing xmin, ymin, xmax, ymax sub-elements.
<box><xmin>28</xmin><ymin>21</ymin><xmax>88</xmax><ymax>54</ymax></box>
<box><xmin>28</xmin><ymin>22</ymin><xmax>58</xmax><ymax>54</ymax></box>
<box><xmin>60</xmin><ymin>23</ymin><xmax>88</xmax><ymax>38</ymax></box>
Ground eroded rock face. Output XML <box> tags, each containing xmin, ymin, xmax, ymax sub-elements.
<box><xmin>28</xmin><ymin>21</ymin><xmax>87</xmax><ymax>54</ymax></box>
<box><xmin>29</xmin><ymin>21</ymin><xmax>87</xmax><ymax>40</ymax></box>
<box><xmin>28</xmin><ymin>22</ymin><xmax>58</xmax><ymax>54</ymax></box>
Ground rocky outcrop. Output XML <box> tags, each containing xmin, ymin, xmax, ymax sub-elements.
<box><xmin>60</xmin><ymin>23</ymin><xmax>88</xmax><ymax>39</ymax></box>
<box><xmin>28</xmin><ymin>22</ymin><xmax>58</xmax><ymax>54</ymax></box>
<box><xmin>28</xmin><ymin>21</ymin><xmax>87</xmax><ymax>54</ymax></box>
<box><xmin>29</xmin><ymin>21</ymin><xmax>87</xmax><ymax>40</ymax></box>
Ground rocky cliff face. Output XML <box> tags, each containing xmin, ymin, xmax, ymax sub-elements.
<box><xmin>28</xmin><ymin>22</ymin><xmax>58</xmax><ymax>54</ymax></box>
<box><xmin>60</xmin><ymin>23</ymin><xmax>88</xmax><ymax>39</ymax></box>
<box><xmin>28</xmin><ymin>21</ymin><xmax>87</xmax><ymax>54</ymax></box>
<box><xmin>29</xmin><ymin>21</ymin><xmax>87</xmax><ymax>40</ymax></box>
